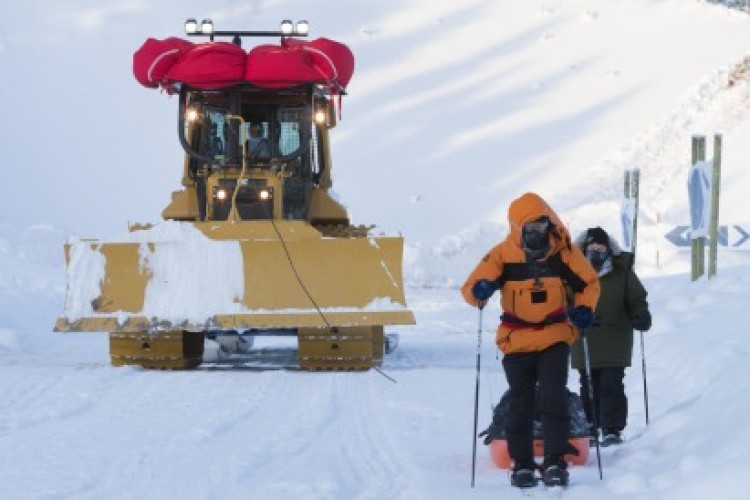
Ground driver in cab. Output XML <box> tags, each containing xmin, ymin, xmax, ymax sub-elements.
<box><xmin>246</xmin><ymin>122</ymin><xmax>271</xmax><ymax>159</ymax></box>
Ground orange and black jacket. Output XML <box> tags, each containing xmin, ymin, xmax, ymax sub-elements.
<box><xmin>461</xmin><ymin>193</ymin><xmax>600</xmax><ymax>354</ymax></box>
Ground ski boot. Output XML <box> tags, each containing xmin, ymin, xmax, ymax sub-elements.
<box><xmin>541</xmin><ymin>454</ymin><xmax>569</xmax><ymax>487</ymax></box>
<box><xmin>510</xmin><ymin>459</ymin><xmax>538</xmax><ymax>488</ymax></box>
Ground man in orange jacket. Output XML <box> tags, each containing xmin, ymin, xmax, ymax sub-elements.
<box><xmin>462</xmin><ymin>192</ymin><xmax>600</xmax><ymax>488</ymax></box>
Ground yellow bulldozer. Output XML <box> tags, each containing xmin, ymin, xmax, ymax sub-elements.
<box><xmin>55</xmin><ymin>21</ymin><xmax>414</xmax><ymax>370</ymax></box>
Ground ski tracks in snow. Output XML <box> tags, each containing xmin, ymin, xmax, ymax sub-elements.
<box><xmin>239</xmin><ymin>371</ymin><xmax>421</xmax><ymax>499</ymax></box>
<box><xmin>331</xmin><ymin>373</ymin><xmax>420</xmax><ymax>499</ymax></box>
<box><xmin>0</xmin><ymin>367</ymin><xmax>102</xmax><ymax>436</ymax></box>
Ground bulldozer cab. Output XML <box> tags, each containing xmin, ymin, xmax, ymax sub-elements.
<box><xmin>178</xmin><ymin>86</ymin><xmax>332</xmax><ymax>222</ymax></box>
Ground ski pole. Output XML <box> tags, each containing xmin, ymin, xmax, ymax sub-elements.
<box><xmin>471</xmin><ymin>304</ymin><xmax>484</xmax><ymax>488</ymax></box>
<box><xmin>639</xmin><ymin>330</ymin><xmax>649</xmax><ymax>425</ymax></box>
<box><xmin>581</xmin><ymin>327</ymin><xmax>603</xmax><ymax>480</ymax></box>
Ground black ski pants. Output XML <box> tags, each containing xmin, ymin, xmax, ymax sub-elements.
<box><xmin>578</xmin><ymin>367</ymin><xmax>627</xmax><ymax>432</ymax></box>
<box><xmin>502</xmin><ymin>342</ymin><xmax>570</xmax><ymax>462</ymax></box>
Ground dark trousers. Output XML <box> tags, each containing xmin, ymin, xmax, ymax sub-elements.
<box><xmin>578</xmin><ymin>367</ymin><xmax>627</xmax><ymax>432</ymax></box>
<box><xmin>502</xmin><ymin>342</ymin><xmax>570</xmax><ymax>461</ymax></box>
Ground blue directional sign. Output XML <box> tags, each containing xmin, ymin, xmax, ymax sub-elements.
<box><xmin>666</xmin><ymin>225</ymin><xmax>749</xmax><ymax>247</ymax></box>
<box><xmin>687</xmin><ymin>161</ymin><xmax>712</xmax><ymax>239</ymax></box>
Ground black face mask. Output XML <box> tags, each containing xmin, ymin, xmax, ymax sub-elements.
<box><xmin>586</xmin><ymin>249</ymin><xmax>609</xmax><ymax>271</ymax></box>
<box><xmin>522</xmin><ymin>228</ymin><xmax>550</xmax><ymax>260</ymax></box>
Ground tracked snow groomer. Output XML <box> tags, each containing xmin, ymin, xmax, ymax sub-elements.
<box><xmin>55</xmin><ymin>20</ymin><xmax>414</xmax><ymax>370</ymax></box>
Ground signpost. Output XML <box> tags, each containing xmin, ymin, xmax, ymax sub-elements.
<box><xmin>688</xmin><ymin>134</ymin><xmax>722</xmax><ymax>280</ymax></box>
<box><xmin>689</xmin><ymin>136</ymin><xmax>707</xmax><ymax>280</ymax></box>
<box><xmin>708</xmin><ymin>135</ymin><xmax>722</xmax><ymax>277</ymax></box>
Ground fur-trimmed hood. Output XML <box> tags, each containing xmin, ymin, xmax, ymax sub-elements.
<box><xmin>574</xmin><ymin>229</ymin><xmax>623</xmax><ymax>256</ymax></box>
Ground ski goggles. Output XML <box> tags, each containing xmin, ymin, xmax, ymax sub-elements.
<box><xmin>523</xmin><ymin>217</ymin><xmax>550</xmax><ymax>233</ymax></box>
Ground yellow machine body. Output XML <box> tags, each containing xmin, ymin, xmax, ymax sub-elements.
<box><xmin>55</xmin><ymin>80</ymin><xmax>414</xmax><ymax>370</ymax></box>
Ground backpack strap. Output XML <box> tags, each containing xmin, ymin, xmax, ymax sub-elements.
<box><xmin>495</xmin><ymin>252</ymin><xmax>587</xmax><ymax>293</ymax></box>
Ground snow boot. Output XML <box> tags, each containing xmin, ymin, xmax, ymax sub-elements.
<box><xmin>541</xmin><ymin>454</ymin><xmax>569</xmax><ymax>487</ymax></box>
<box><xmin>510</xmin><ymin>459</ymin><xmax>538</xmax><ymax>488</ymax></box>
<box><xmin>600</xmin><ymin>429</ymin><xmax>623</xmax><ymax>447</ymax></box>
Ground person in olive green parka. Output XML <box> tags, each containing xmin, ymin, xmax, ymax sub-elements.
<box><xmin>570</xmin><ymin>227</ymin><xmax>651</xmax><ymax>446</ymax></box>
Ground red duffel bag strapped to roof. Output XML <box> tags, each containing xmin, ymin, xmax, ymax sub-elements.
<box><xmin>293</xmin><ymin>37</ymin><xmax>354</xmax><ymax>88</ymax></box>
<box><xmin>245</xmin><ymin>37</ymin><xmax>354</xmax><ymax>90</ymax></box>
<box><xmin>133</xmin><ymin>36</ymin><xmax>354</xmax><ymax>92</ymax></box>
<box><xmin>133</xmin><ymin>37</ymin><xmax>195</xmax><ymax>88</ymax></box>
<box><xmin>244</xmin><ymin>44</ymin><xmax>321</xmax><ymax>88</ymax></box>
<box><xmin>165</xmin><ymin>42</ymin><xmax>247</xmax><ymax>90</ymax></box>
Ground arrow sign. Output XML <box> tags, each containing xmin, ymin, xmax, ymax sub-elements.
<box><xmin>666</xmin><ymin>225</ymin><xmax>749</xmax><ymax>247</ymax></box>
<box><xmin>665</xmin><ymin>226</ymin><xmax>691</xmax><ymax>246</ymax></box>
<box><xmin>735</xmin><ymin>226</ymin><xmax>749</xmax><ymax>247</ymax></box>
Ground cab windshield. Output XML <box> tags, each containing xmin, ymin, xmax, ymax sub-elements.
<box><xmin>193</xmin><ymin>104</ymin><xmax>308</xmax><ymax>165</ymax></box>
<box><xmin>181</xmin><ymin>88</ymin><xmax>326</xmax><ymax>221</ymax></box>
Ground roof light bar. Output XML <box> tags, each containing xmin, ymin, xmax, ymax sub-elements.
<box><xmin>183</xmin><ymin>19</ymin><xmax>311</xmax><ymax>40</ymax></box>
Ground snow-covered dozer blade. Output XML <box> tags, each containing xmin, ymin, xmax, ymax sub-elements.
<box><xmin>55</xmin><ymin>221</ymin><xmax>415</xmax><ymax>370</ymax></box>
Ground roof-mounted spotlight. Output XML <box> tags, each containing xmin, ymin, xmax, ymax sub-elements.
<box><xmin>185</xmin><ymin>18</ymin><xmax>198</xmax><ymax>34</ymax></box>
<box><xmin>201</xmin><ymin>19</ymin><xmax>214</xmax><ymax>34</ymax></box>
<box><xmin>295</xmin><ymin>20</ymin><xmax>309</xmax><ymax>36</ymax></box>
<box><xmin>280</xmin><ymin>19</ymin><xmax>294</xmax><ymax>36</ymax></box>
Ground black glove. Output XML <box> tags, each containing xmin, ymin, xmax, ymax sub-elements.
<box><xmin>632</xmin><ymin>309</ymin><xmax>652</xmax><ymax>331</ymax></box>
<box><xmin>477</xmin><ymin>429</ymin><xmax>492</xmax><ymax>445</ymax></box>
<box><xmin>478</xmin><ymin>429</ymin><xmax>492</xmax><ymax>445</ymax></box>
<box><xmin>471</xmin><ymin>279</ymin><xmax>498</xmax><ymax>301</ymax></box>
<box><xmin>569</xmin><ymin>306</ymin><xmax>593</xmax><ymax>330</ymax></box>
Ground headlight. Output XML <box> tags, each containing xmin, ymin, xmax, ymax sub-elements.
<box><xmin>259</xmin><ymin>189</ymin><xmax>271</xmax><ymax>200</ymax></box>
<box><xmin>186</xmin><ymin>107</ymin><xmax>200</xmax><ymax>122</ymax></box>
<box><xmin>201</xmin><ymin>19</ymin><xmax>214</xmax><ymax>34</ymax></box>
<box><xmin>215</xmin><ymin>188</ymin><xmax>228</xmax><ymax>201</ymax></box>
<box><xmin>314</xmin><ymin>110</ymin><xmax>327</xmax><ymax>125</ymax></box>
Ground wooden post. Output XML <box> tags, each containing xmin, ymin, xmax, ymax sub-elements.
<box><xmin>624</xmin><ymin>169</ymin><xmax>631</xmax><ymax>248</ymax></box>
<box><xmin>697</xmin><ymin>138</ymin><xmax>706</xmax><ymax>278</ymax></box>
<box><xmin>691</xmin><ymin>136</ymin><xmax>706</xmax><ymax>281</ymax></box>
<box><xmin>624</xmin><ymin>171</ymin><xmax>630</xmax><ymax>203</ymax></box>
<box><xmin>708</xmin><ymin>134</ymin><xmax>722</xmax><ymax>278</ymax></box>
<box><xmin>632</xmin><ymin>169</ymin><xmax>640</xmax><ymax>263</ymax></box>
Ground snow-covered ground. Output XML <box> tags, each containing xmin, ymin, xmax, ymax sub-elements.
<box><xmin>1</xmin><ymin>0</ymin><xmax>750</xmax><ymax>498</ymax></box>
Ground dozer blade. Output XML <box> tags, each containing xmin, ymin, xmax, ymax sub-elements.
<box><xmin>55</xmin><ymin>221</ymin><xmax>415</xmax><ymax>333</ymax></box>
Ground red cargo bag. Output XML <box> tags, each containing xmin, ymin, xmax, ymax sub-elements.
<box><xmin>133</xmin><ymin>37</ymin><xmax>195</xmax><ymax>88</ymax></box>
<box><xmin>166</xmin><ymin>42</ymin><xmax>247</xmax><ymax>89</ymax></box>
